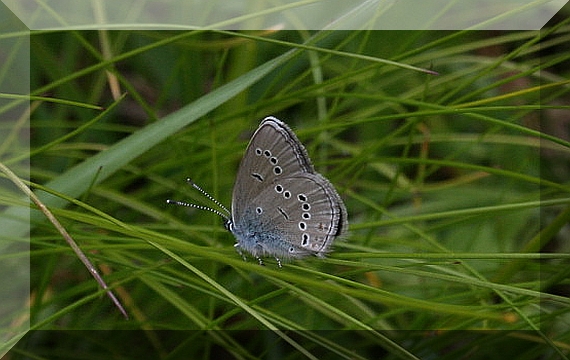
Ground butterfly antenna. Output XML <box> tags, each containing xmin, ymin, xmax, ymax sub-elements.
<box><xmin>186</xmin><ymin>178</ymin><xmax>231</xmax><ymax>214</ymax></box>
<box><xmin>166</xmin><ymin>199</ymin><xmax>230</xmax><ymax>222</ymax></box>
<box><xmin>166</xmin><ymin>178</ymin><xmax>231</xmax><ymax>221</ymax></box>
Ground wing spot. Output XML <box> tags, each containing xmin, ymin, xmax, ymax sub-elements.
<box><xmin>301</xmin><ymin>233</ymin><xmax>310</xmax><ymax>247</ymax></box>
<box><xmin>277</xmin><ymin>207</ymin><xmax>289</xmax><ymax>220</ymax></box>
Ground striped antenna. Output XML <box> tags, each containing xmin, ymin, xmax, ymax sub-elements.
<box><xmin>166</xmin><ymin>178</ymin><xmax>231</xmax><ymax>223</ymax></box>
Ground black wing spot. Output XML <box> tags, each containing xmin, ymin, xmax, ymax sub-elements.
<box><xmin>277</xmin><ymin>207</ymin><xmax>289</xmax><ymax>220</ymax></box>
<box><xmin>251</xmin><ymin>173</ymin><xmax>264</xmax><ymax>182</ymax></box>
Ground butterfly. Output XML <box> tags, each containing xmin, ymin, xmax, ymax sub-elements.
<box><xmin>168</xmin><ymin>116</ymin><xmax>347</xmax><ymax>267</ymax></box>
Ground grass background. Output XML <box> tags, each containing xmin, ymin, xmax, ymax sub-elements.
<box><xmin>2</xmin><ymin>11</ymin><xmax>570</xmax><ymax>360</ymax></box>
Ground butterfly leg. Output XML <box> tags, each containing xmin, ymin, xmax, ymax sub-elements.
<box><xmin>255</xmin><ymin>255</ymin><xmax>265</xmax><ymax>266</ymax></box>
<box><xmin>234</xmin><ymin>243</ymin><xmax>248</xmax><ymax>262</ymax></box>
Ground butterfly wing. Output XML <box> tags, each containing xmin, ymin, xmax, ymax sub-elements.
<box><xmin>255</xmin><ymin>173</ymin><xmax>347</xmax><ymax>257</ymax></box>
<box><xmin>231</xmin><ymin>117</ymin><xmax>314</xmax><ymax>222</ymax></box>
<box><xmin>230</xmin><ymin>116</ymin><xmax>347</xmax><ymax>260</ymax></box>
